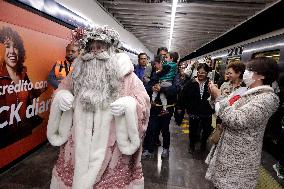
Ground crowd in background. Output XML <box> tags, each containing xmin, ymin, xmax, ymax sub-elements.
<box><xmin>133</xmin><ymin>47</ymin><xmax>283</xmax><ymax>189</ymax></box>
<box><xmin>46</xmin><ymin>40</ymin><xmax>283</xmax><ymax>189</ymax></box>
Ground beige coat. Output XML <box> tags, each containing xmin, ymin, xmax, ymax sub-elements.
<box><xmin>206</xmin><ymin>85</ymin><xmax>279</xmax><ymax>189</ymax></box>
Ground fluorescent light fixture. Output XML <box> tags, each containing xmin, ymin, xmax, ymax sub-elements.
<box><xmin>168</xmin><ymin>0</ymin><xmax>178</xmax><ymax>51</ymax></box>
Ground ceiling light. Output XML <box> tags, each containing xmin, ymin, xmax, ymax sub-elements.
<box><xmin>168</xmin><ymin>0</ymin><xmax>178</xmax><ymax>51</ymax></box>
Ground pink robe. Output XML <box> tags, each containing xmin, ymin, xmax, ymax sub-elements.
<box><xmin>49</xmin><ymin>70</ymin><xmax>150</xmax><ymax>188</ymax></box>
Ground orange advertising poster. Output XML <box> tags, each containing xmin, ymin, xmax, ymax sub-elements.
<box><xmin>0</xmin><ymin>1</ymin><xmax>71</xmax><ymax>169</ymax></box>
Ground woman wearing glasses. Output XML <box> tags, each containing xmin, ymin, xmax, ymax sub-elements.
<box><xmin>179</xmin><ymin>63</ymin><xmax>214</xmax><ymax>153</ymax></box>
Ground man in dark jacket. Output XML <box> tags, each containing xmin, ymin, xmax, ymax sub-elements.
<box><xmin>174</xmin><ymin>61</ymin><xmax>191</xmax><ymax>126</ymax></box>
<box><xmin>142</xmin><ymin>55</ymin><xmax>178</xmax><ymax>159</ymax></box>
<box><xmin>134</xmin><ymin>53</ymin><xmax>149</xmax><ymax>81</ymax></box>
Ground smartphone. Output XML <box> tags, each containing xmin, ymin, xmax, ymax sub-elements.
<box><xmin>210</xmin><ymin>70</ymin><xmax>215</xmax><ymax>83</ymax></box>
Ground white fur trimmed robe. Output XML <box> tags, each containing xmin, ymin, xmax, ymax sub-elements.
<box><xmin>47</xmin><ymin>53</ymin><xmax>150</xmax><ymax>189</ymax></box>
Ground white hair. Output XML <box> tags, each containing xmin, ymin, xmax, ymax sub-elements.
<box><xmin>72</xmin><ymin>48</ymin><xmax>122</xmax><ymax>111</ymax></box>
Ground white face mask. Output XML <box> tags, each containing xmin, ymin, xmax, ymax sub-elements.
<box><xmin>242</xmin><ymin>70</ymin><xmax>255</xmax><ymax>87</ymax></box>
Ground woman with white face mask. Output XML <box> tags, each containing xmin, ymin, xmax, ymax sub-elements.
<box><xmin>205</xmin><ymin>57</ymin><xmax>280</xmax><ymax>189</ymax></box>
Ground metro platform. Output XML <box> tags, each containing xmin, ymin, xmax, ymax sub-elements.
<box><xmin>0</xmin><ymin>117</ymin><xmax>283</xmax><ymax>189</ymax></box>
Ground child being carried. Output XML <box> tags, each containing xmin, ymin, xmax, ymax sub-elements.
<box><xmin>152</xmin><ymin>52</ymin><xmax>177</xmax><ymax>115</ymax></box>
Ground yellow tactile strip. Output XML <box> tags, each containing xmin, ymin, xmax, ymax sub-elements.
<box><xmin>180</xmin><ymin>115</ymin><xmax>189</xmax><ymax>134</ymax></box>
<box><xmin>256</xmin><ymin>166</ymin><xmax>282</xmax><ymax>189</ymax></box>
<box><xmin>180</xmin><ymin>114</ymin><xmax>216</xmax><ymax>134</ymax></box>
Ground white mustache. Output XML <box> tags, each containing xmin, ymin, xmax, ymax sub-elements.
<box><xmin>81</xmin><ymin>51</ymin><xmax>110</xmax><ymax>61</ymax></box>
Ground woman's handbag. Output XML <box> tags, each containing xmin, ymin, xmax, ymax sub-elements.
<box><xmin>209</xmin><ymin>124</ymin><xmax>223</xmax><ymax>144</ymax></box>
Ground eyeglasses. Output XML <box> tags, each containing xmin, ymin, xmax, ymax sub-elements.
<box><xmin>197</xmin><ymin>72</ymin><xmax>207</xmax><ymax>75</ymax></box>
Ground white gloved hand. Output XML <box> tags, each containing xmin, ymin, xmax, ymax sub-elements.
<box><xmin>56</xmin><ymin>90</ymin><xmax>74</xmax><ymax>111</ymax></box>
<box><xmin>110</xmin><ymin>101</ymin><xmax>125</xmax><ymax>116</ymax></box>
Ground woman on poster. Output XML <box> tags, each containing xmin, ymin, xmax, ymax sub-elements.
<box><xmin>0</xmin><ymin>27</ymin><xmax>44</xmax><ymax>148</ymax></box>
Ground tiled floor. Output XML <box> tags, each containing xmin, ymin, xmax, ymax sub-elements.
<box><xmin>143</xmin><ymin>118</ymin><xmax>214</xmax><ymax>189</ymax></box>
<box><xmin>0</xmin><ymin>117</ymin><xmax>283</xmax><ymax>189</ymax></box>
<box><xmin>260</xmin><ymin>150</ymin><xmax>284</xmax><ymax>188</ymax></box>
<box><xmin>0</xmin><ymin>143</ymin><xmax>57</xmax><ymax>189</ymax></box>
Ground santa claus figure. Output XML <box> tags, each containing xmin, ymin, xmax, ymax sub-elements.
<box><xmin>47</xmin><ymin>26</ymin><xmax>150</xmax><ymax>189</ymax></box>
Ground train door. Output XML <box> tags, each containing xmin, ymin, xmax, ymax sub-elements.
<box><xmin>252</xmin><ymin>49</ymin><xmax>284</xmax><ymax>159</ymax></box>
<box><xmin>213</xmin><ymin>58</ymin><xmax>225</xmax><ymax>87</ymax></box>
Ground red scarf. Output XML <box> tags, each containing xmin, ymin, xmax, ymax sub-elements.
<box><xmin>229</xmin><ymin>95</ymin><xmax>241</xmax><ymax>106</ymax></box>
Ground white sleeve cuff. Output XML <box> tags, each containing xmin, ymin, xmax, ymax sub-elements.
<box><xmin>114</xmin><ymin>96</ymin><xmax>140</xmax><ymax>155</ymax></box>
<box><xmin>215</xmin><ymin>102</ymin><xmax>221</xmax><ymax>115</ymax></box>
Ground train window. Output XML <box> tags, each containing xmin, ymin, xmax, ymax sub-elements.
<box><xmin>252</xmin><ymin>50</ymin><xmax>280</xmax><ymax>63</ymax></box>
<box><xmin>227</xmin><ymin>56</ymin><xmax>241</xmax><ymax>64</ymax></box>
<box><xmin>213</xmin><ymin>58</ymin><xmax>226</xmax><ymax>81</ymax></box>
<box><xmin>213</xmin><ymin>58</ymin><xmax>222</xmax><ymax>70</ymax></box>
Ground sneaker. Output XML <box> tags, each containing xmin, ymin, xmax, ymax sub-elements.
<box><xmin>273</xmin><ymin>163</ymin><xmax>284</xmax><ymax>179</ymax></box>
<box><xmin>141</xmin><ymin>150</ymin><xmax>154</xmax><ymax>160</ymax></box>
<box><xmin>161</xmin><ymin>148</ymin><xmax>169</xmax><ymax>159</ymax></box>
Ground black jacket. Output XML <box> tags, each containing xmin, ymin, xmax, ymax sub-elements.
<box><xmin>179</xmin><ymin>77</ymin><xmax>214</xmax><ymax>117</ymax></box>
<box><xmin>144</xmin><ymin>70</ymin><xmax>177</xmax><ymax>106</ymax></box>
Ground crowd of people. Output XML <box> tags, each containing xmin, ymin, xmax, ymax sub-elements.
<box><xmin>133</xmin><ymin>46</ymin><xmax>282</xmax><ymax>189</ymax></box>
<box><xmin>44</xmin><ymin>25</ymin><xmax>283</xmax><ymax>189</ymax></box>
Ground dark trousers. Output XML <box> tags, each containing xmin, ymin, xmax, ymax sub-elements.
<box><xmin>174</xmin><ymin>108</ymin><xmax>185</xmax><ymax>126</ymax></box>
<box><xmin>143</xmin><ymin>106</ymin><xmax>174</xmax><ymax>153</ymax></box>
<box><xmin>189</xmin><ymin>115</ymin><xmax>212</xmax><ymax>149</ymax></box>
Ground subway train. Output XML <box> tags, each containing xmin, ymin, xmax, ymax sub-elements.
<box><xmin>184</xmin><ymin>29</ymin><xmax>284</xmax><ymax>159</ymax></box>
<box><xmin>187</xmin><ymin>29</ymin><xmax>284</xmax><ymax>75</ymax></box>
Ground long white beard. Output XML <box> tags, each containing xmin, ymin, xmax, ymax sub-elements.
<box><xmin>72</xmin><ymin>52</ymin><xmax>122</xmax><ymax>111</ymax></box>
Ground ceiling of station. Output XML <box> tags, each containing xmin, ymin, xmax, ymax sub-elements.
<box><xmin>96</xmin><ymin>0</ymin><xmax>278</xmax><ymax>57</ymax></box>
